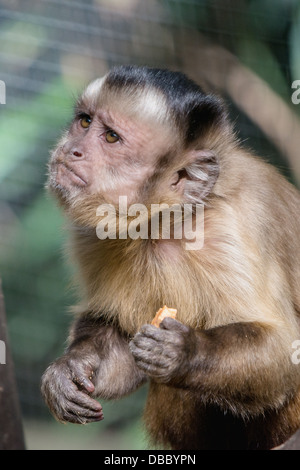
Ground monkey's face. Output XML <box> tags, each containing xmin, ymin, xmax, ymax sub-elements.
<box><xmin>47</xmin><ymin>81</ymin><xmax>182</xmax><ymax>226</ymax></box>
<box><xmin>48</xmin><ymin>68</ymin><xmax>223</xmax><ymax>227</ymax></box>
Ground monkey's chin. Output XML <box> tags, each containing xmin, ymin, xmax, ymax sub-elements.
<box><xmin>55</xmin><ymin>162</ymin><xmax>87</xmax><ymax>189</ymax></box>
<box><xmin>47</xmin><ymin>177</ymin><xmax>108</xmax><ymax>229</ymax></box>
<box><xmin>46</xmin><ymin>175</ymin><xmax>81</xmax><ymax>209</ymax></box>
<box><xmin>47</xmin><ymin>162</ymin><xmax>88</xmax><ymax>205</ymax></box>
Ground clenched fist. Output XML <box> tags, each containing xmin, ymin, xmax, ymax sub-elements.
<box><xmin>129</xmin><ymin>317</ymin><xmax>195</xmax><ymax>385</ymax></box>
<box><xmin>41</xmin><ymin>353</ymin><xmax>103</xmax><ymax>424</ymax></box>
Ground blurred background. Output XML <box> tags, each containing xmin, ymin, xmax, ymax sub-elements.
<box><xmin>0</xmin><ymin>0</ymin><xmax>300</xmax><ymax>450</ymax></box>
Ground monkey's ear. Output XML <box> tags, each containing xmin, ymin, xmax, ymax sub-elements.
<box><xmin>183</xmin><ymin>150</ymin><xmax>219</xmax><ymax>204</ymax></box>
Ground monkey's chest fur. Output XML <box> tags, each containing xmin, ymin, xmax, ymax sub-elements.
<box><xmin>70</xmin><ymin>220</ymin><xmax>257</xmax><ymax>336</ymax></box>
<box><xmin>70</xmin><ymin>232</ymin><xmax>205</xmax><ymax>333</ymax></box>
<box><xmin>69</xmin><ymin>228</ymin><xmax>300</xmax><ymax>450</ymax></box>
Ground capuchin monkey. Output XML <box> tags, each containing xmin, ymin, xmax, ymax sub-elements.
<box><xmin>41</xmin><ymin>65</ymin><xmax>300</xmax><ymax>450</ymax></box>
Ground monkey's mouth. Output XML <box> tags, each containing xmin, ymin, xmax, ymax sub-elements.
<box><xmin>56</xmin><ymin>162</ymin><xmax>87</xmax><ymax>188</ymax></box>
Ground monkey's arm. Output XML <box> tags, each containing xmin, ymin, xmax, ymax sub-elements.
<box><xmin>130</xmin><ymin>318</ymin><xmax>299</xmax><ymax>416</ymax></box>
<box><xmin>41</xmin><ymin>314</ymin><xmax>146</xmax><ymax>424</ymax></box>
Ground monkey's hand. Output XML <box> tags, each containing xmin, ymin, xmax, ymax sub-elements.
<box><xmin>129</xmin><ymin>317</ymin><xmax>194</xmax><ymax>385</ymax></box>
<box><xmin>41</xmin><ymin>353</ymin><xmax>103</xmax><ymax>424</ymax></box>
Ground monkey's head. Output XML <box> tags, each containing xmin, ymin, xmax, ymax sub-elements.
<box><xmin>48</xmin><ymin>65</ymin><xmax>232</xmax><ymax>227</ymax></box>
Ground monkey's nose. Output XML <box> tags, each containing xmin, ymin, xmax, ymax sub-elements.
<box><xmin>72</xmin><ymin>150</ymin><xmax>83</xmax><ymax>157</ymax></box>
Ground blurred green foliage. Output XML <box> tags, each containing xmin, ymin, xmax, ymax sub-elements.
<box><xmin>291</xmin><ymin>1</ymin><xmax>300</xmax><ymax>80</ymax></box>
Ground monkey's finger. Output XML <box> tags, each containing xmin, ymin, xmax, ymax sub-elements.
<box><xmin>135</xmin><ymin>360</ymin><xmax>167</xmax><ymax>378</ymax></box>
<box><xmin>62</xmin><ymin>401</ymin><xmax>104</xmax><ymax>424</ymax></box>
<box><xmin>132</xmin><ymin>329</ymin><xmax>183</xmax><ymax>351</ymax></box>
<box><xmin>139</xmin><ymin>324</ymin><xmax>167</xmax><ymax>341</ymax></box>
<box><xmin>60</xmin><ymin>410</ymin><xmax>103</xmax><ymax>424</ymax></box>
<box><xmin>160</xmin><ymin>317</ymin><xmax>190</xmax><ymax>333</ymax></box>
<box><xmin>69</xmin><ymin>412</ymin><xmax>104</xmax><ymax>424</ymax></box>
<box><xmin>130</xmin><ymin>345</ymin><xmax>166</xmax><ymax>367</ymax></box>
<box><xmin>130</xmin><ymin>334</ymin><xmax>162</xmax><ymax>353</ymax></box>
<box><xmin>67</xmin><ymin>388</ymin><xmax>103</xmax><ymax>413</ymax></box>
<box><xmin>72</xmin><ymin>374</ymin><xmax>95</xmax><ymax>394</ymax></box>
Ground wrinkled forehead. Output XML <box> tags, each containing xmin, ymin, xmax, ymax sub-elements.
<box><xmin>79</xmin><ymin>75</ymin><xmax>171</xmax><ymax>126</ymax></box>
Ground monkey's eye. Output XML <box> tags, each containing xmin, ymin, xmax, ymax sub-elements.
<box><xmin>105</xmin><ymin>130</ymin><xmax>120</xmax><ymax>143</ymax></box>
<box><xmin>80</xmin><ymin>115</ymin><xmax>92</xmax><ymax>129</ymax></box>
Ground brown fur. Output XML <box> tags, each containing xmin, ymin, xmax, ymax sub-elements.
<box><xmin>69</xmin><ymin>149</ymin><xmax>300</xmax><ymax>335</ymax></box>
<box><xmin>41</xmin><ymin>66</ymin><xmax>300</xmax><ymax>449</ymax></box>
<box><xmin>64</xmin><ymin>147</ymin><xmax>300</xmax><ymax>448</ymax></box>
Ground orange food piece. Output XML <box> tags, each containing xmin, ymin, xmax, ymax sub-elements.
<box><xmin>151</xmin><ymin>305</ymin><xmax>177</xmax><ymax>328</ymax></box>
